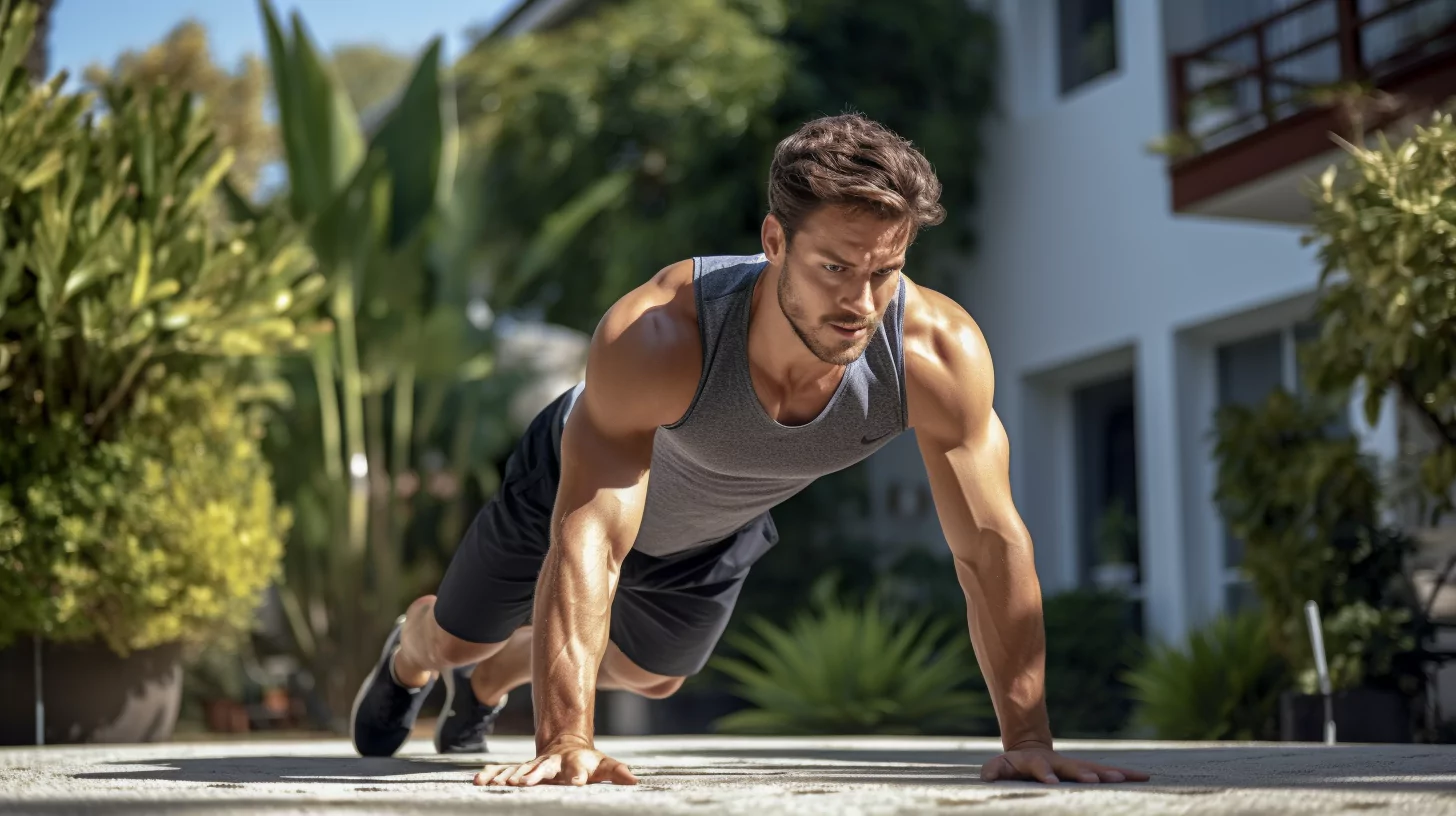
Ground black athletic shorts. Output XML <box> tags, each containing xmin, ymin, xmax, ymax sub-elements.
<box><xmin>433</xmin><ymin>386</ymin><xmax>779</xmax><ymax>678</ymax></box>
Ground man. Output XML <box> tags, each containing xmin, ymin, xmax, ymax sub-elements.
<box><xmin>351</xmin><ymin>113</ymin><xmax>1150</xmax><ymax>788</ymax></box>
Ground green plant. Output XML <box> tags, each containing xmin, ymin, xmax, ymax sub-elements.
<box><xmin>0</xmin><ymin>369</ymin><xmax>290</xmax><ymax>653</ymax></box>
<box><xmin>1095</xmin><ymin>497</ymin><xmax>1138</xmax><ymax>565</ymax></box>
<box><xmin>1299</xmin><ymin>106</ymin><xmax>1456</xmax><ymax>528</ymax></box>
<box><xmin>1213</xmin><ymin>388</ymin><xmax>1421</xmax><ymax>694</ymax></box>
<box><xmin>454</xmin><ymin>0</ymin><xmax>997</xmax><ymax>334</ymax></box>
<box><xmin>1123</xmin><ymin>611</ymin><xmax>1290</xmax><ymax>741</ymax></box>
<box><xmin>710</xmin><ymin>576</ymin><xmax>989</xmax><ymax>735</ymax></box>
<box><xmin>1042</xmin><ymin>588</ymin><xmax>1141</xmax><ymax>737</ymax></box>
<box><xmin>0</xmin><ymin>1</ymin><xmax>318</xmax><ymax>653</ymax></box>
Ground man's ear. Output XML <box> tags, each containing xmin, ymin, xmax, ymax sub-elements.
<box><xmin>761</xmin><ymin>213</ymin><xmax>788</xmax><ymax>265</ymax></box>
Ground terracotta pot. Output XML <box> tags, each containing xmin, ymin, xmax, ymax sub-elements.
<box><xmin>0</xmin><ymin>637</ymin><xmax>182</xmax><ymax>745</ymax></box>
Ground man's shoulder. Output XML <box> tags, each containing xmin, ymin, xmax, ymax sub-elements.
<box><xmin>901</xmin><ymin>280</ymin><xmax>992</xmax><ymax>380</ymax></box>
<box><xmin>900</xmin><ymin>279</ymin><xmax>994</xmax><ymax>437</ymax></box>
<box><xmin>585</xmin><ymin>259</ymin><xmax>702</xmax><ymax>428</ymax></box>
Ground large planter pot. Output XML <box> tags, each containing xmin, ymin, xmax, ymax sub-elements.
<box><xmin>1278</xmin><ymin>688</ymin><xmax>1413</xmax><ymax>743</ymax></box>
<box><xmin>0</xmin><ymin>638</ymin><xmax>183</xmax><ymax>745</ymax></box>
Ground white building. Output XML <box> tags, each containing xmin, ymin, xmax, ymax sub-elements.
<box><xmin>486</xmin><ymin>0</ymin><xmax>1456</xmax><ymax>720</ymax></box>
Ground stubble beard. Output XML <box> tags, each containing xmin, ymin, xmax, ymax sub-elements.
<box><xmin>776</xmin><ymin>259</ymin><xmax>879</xmax><ymax>366</ymax></box>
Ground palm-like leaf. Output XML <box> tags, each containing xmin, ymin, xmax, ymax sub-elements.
<box><xmin>711</xmin><ymin>578</ymin><xmax>989</xmax><ymax>735</ymax></box>
<box><xmin>1122</xmin><ymin>610</ymin><xmax>1289</xmax><ymax>741</ymax></box>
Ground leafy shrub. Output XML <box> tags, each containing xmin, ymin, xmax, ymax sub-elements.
<box><xmin>1213</xmin><ymin>388</ymin><xmax>1422</xmax><ymax>695</ymax></box>
<box><xmin>0</xmin><ymin>368</ymin><xmax>289</xmax><ymax>653</ymax></box>
<box><xmin>1042</xmin><ymin>588</ymin><xmax>1142</xmax><ymax>737</ymax></box>
<box><xmin>0</xmin><ymin>4</ymin><xmax>317</xmax><ymax>654</ymax></box>
<box><xmin>710</xmin><ymin>577</ymin><xmax>989</xmax><ymax>735</ymax></box>
<box><xmin>1123</xmin><ymin>611</ymin><xmax>1290</xmax><ymax>741</ymax></box>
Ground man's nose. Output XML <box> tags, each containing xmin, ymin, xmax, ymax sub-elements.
<box><xmin>842</xmin><ymin>279</ymin><xmax>875</xmax><ymax>318</ymax></box>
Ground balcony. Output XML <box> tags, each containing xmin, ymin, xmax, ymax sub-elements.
<box><xmin>1165</xmin><ymin>0</ymin><xmax>1456</xmax><ymax>223</ymax></box>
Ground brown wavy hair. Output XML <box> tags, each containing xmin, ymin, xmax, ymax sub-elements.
<box><xmin>768</xmin><ymin>113</ymin><xmax>946</xmax><ymax>244</ymax></box>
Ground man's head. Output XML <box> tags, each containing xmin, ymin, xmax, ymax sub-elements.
<box><xmin>762</xmin><ymin>113</ymin><xmax>944</xmax><ymax>365</ymax></box>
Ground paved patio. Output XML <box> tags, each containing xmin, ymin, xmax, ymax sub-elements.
<box><xmin>1</xmin><ymin>735</ymin><xmax>1453</xmax><ymax>814</ymax></box>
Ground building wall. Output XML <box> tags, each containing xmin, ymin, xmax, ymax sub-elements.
<box><xmin>867</xmin><ymin>0</ymin><xmax>1398</xmax><ymax>646</ymax></box>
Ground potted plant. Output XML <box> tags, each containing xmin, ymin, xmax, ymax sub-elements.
<box><xmin>0</xmin><ymin>2</ymin><xmax>323</xmax><ymax>745</ymax></box>
<box><xmin>1213</xmin><ymin>389</ymin><xmax>1424</xmax><ymax>744</ymax></box>
<box><xmin>1090</xmin><ymin>497</ymin><xmax>1139</xmax><ymax>592</ymax></box>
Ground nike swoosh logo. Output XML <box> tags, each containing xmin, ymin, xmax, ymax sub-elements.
<box><xmin>862</xmin><ymin>429</ymin><xmax>896</xmax><ymax>445</ymax></box>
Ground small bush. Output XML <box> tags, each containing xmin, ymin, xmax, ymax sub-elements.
<box><xmin>1042</xmin><ymin>588</ymin><xmax>1142</xmax><ymax>737</ymax></box>
<box><xmin>0</xmin><ymin>368</ymin><xmax>290</xmax><ymax>654</ymax></box>
<box><xmin>1123</xmin><ymin>610</ymin><xmax>1290</xmax><ymax>741</ymax></box>
<box><xmin>710</xmin><ymin>577</ymin><xmax>989</xmax><ymax>735</ymax></box>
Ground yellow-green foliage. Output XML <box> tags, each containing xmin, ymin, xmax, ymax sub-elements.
<box><xmin>0</xmin><ymin>368</ymin><xmax>290</xmax><ymax>653</ymax></box>
<box><xmin>0</xmin><ymin>2</ymin><xmax>318</xmax><ymax>653</ymax></box>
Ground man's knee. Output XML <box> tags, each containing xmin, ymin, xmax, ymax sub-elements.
<box><xmin>600</xmin><ymin>642</ymin><xmax>685</xmax><ymax>699</ymax></box>
<box><xmin>635</xmin><ymin>675</ymin><xmax>685</xmax><ymax>700</ymax></box>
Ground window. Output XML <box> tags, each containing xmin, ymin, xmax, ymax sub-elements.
<box><xmin>1059</xmin><ymin>0</ymin><xmax>1119</xmax><ymax>94</ymax></box>
<box><xmin>1214</xmin><ymin>318</ymin><xmax>1350</xmax><ymax>611</ymax></box>
<box><xmin>1074</xmin><ymin>374</ymin><xmax>1142</xmax><ymax>629</ymax></box>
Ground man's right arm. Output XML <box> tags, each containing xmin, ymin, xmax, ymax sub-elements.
<box><xmin>527</xmin><ymin>263</ymin><xmax>699</xmax><ymax>772</ymax></box>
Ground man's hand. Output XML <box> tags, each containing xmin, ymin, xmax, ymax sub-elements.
<box><xmin>474</xmin><ymin>741</ymin><xmax>639</xmax><ymax>787</ymax></box>
<box><xmin>981</xmin><ymin>744</ymin><xmax>1149</xmax><ymax>784</ymax></box>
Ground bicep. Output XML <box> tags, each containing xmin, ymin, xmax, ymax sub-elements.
<box><xmin>551</xmin><ymin>377</ymin><xmax>657</xmax><ymax>562</ymax></box>
<box><xmin>918</xmin><ymin>407</ymin><xmax>1026</xmax><ymax>563</ymax></box>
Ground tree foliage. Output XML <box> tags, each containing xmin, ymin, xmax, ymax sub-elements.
<box><xmin>1212</xmin><ymin>390</ymin><xmax>1419</xmax><ymax>694</ymax></box>
<box><xmin>0</xmin><ymin>4</ymin><xmax>319</xmax><ymax>652</ymax></box>
<box><xmin>330</xmin><ymin>43</ymin><xmax>416</xmax><ymax>118</ymax></box>
<box><xmin>454</xmin><ymin>0</ymin><xmax>996</xmax><ymax>333</ymax></box>
<box><xmin>1300</xmin><ymin>109</ymin><xmax>1456</xmax><ymax>525</ymax></box>
<box><xmin>82</xmin><ymin>19</ymin><xmax>276</xmax><ymax>196</ymax></box>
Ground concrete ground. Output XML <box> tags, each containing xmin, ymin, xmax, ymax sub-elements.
<box><xmin>1</xmin><ymin>736</ymin><xmax>1454</xmax><ymax>815</ymax></box>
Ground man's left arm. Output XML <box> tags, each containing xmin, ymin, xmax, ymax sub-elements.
<box><xmin>906</xmin><ymin>298</ymin><xmax>1148</xmax><ymax>785</ymax></box>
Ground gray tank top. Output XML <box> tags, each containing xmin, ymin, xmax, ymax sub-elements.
<box><xmin>561</xmin><ymin>253</ymin><xmax>908</xmax><ymax>557</ymax></box>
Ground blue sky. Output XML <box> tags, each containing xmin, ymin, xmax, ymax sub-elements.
<box><xmin>49</xmin><ymin>0</ymin><xmax>518</xmax><ymax>79</ymax></box>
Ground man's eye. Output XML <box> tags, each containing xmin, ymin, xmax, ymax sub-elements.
<box><xmin>823</xmin><ymin>264</ymin><xmax>844</xmax><ymax>274</ymax></box>
<box><xmin>875</xmin><ymin>268</ymin><xmax>900</xmax><ymax>277</ymax></box>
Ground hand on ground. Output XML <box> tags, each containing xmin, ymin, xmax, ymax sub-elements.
<box><xmin>981</xmin><ymin>744</ymin><xmax>1150</xmax><ymax>784</ymax></box>
<box><xmin>475</xmin><ymin>744</ymin><xmax>638</xmax><ymax>787</ymax></box>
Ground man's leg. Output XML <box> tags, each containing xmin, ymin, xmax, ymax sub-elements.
<box><xmin>459</xmin><ymin>626</ymin><xmax>686</xmax><ymax>707</ymax></box>
<box><xmin>351</xmin><ymin>387</ymin><xmax>572</xmax><ymax>757</ymax></box>
<box><xmin>391</xmin><ymin>595</ymin><xmax>504</xmax><ymax>689</ymax></box>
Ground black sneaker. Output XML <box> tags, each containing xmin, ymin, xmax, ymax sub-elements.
<box><xmin>350</xmin><ymin>615</ymin><xmax>436</xmax><ymax>757</ymax></box>
<box><xmin>433</xmin><ymin>664</ymin><xmax>508</xmax><ymax>754</ymax></box>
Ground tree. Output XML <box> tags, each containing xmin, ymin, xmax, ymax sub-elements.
<box><xmin>1299</xmin><ymin>108</ymin><xmax>1456</xmax><ymax>527</ymax></box>
<box><xmin>452</xmin><ymin>0</ymin><xmax>997</xmax><ymax>334</ymax></box>
<box><xmin>81</xmin><ymin>19</ymin><xmax>275</xmax><ymax>196</ymax></box>
<box><xmin>330</xmin><ymin>43</ymin><xmax>415</xmax><ymax>118</ymax></box>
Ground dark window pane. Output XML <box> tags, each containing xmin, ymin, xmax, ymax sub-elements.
<box><xmin>1217</xmin><ymin>330</ymin><xmax>1284</xmax><ymax>571</ymax></box>
<box><xmin>1060</xmin><ymin>0</ymin><xmax>1119</xmax><ymax>94</ymax></box>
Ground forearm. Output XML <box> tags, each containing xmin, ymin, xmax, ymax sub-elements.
<box><xmin>954</xmin><ymin>531</ymin><xmax>1053</xmax><ymax>751</ymax></box>
<box><xmin>530</xmin><ymin>528</ymin><xmax>623</xmax><ymax>753</ymax></box>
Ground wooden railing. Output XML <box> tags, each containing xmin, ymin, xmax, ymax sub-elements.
<box><xmin>1169</xmin><ymin>0</ymin><xmax>1456</xmax><ymax>151</ymax></box>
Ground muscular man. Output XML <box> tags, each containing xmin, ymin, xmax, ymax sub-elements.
<box><xmin>350</xmin><ymin>113</ymin><xmax>1150</xmax><ymax>788</ymax></box>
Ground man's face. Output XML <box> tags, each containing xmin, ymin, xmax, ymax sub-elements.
<box><xmin>766</xmin><ymin>204</ymin><xmax>910</xmax><ymax>366</ymax></box>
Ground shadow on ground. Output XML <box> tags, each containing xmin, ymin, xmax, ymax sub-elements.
<box><xmin>73</xmin><ymin>755</ymin><xmax>481</xmax><ymax>785</ymax></box>
<box><xmin>654</xmin><ymin>745</ymin><xmax>1456</xmax><ymax>794</ymax></box>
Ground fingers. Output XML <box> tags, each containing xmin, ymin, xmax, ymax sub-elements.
<box><xmin>560</xmin><ymin>752</ymin><xmax>597</xmax><ymax>787</ymax></box>
<box><xmin>511</xmin><ymin>756</ymin><xmax>559</xmax><ymax>786</ymax></box>
<box><xmin>982</xmin><ymin>753</ymin><xmax>1058</xmax><ymax>784</ymax></box>
<box><xmin>522</xmin><ymin>756</ymin><xmax>565</xmax><ymax>786</ymax></box>
<box><xmin>1101</xmin><ymin>763</ymin><xmax>1150</xmax><ymax>782</ymax></box>
<box><xmin>474</xmin><ymin>764</ymin><xmax>515</xmax><ymax>786</ymax></box>
<box><xmin>596</xmin><ymin>758</ymin><xmax>639</xmax><ymax>786</ymax></box>
<box><xmin>1027</xmin><ymin>754</ymin><xmax>1059</xmax><ymax>785</ymax></box>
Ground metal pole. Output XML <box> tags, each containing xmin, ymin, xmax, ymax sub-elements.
<box><xmin>1304</xmin><ymin>600</ymin><xmax>1335</xmax><ymax>745</ymax></box>
<box><xmin>33</xmin><ymin>635</ymin><xmax>44</xmax><ymax>746</ymax></box>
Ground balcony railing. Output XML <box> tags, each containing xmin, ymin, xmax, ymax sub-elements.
<box><xmin>1169</xmin><ymin>0</ymin><xmax>1456</xmax><ymax>157</ymax></box>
